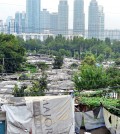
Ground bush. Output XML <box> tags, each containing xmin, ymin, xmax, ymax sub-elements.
<box><xmin>70</xmin><ymin>63</ymin><xmax>79</xmax><ymax>69</ymax></box>
<box><xmin>82</xmin><ymin>55</ymin><xmax>96</xmax><ymax>66</ymax></box>
<box><xmin>23</xmin><ymin>63</ymin><xmax>37</xmax><ymax>73</ymax></box>
<box><xmin>53</xmin><ymin>55</ymin><xmax>63</xmax><ymax>69</ymax></box>
<box><xmin>13</xmin><ymin>74</ymin><xmax>48</xmax><ymax>97</ymax></box>
<box><xmin>36</xmin><ymin>62</ymin><xmax>49</xmax><ymax>71</ymax></box>
<box><xmin>29</xmin><ymin>74</ymin><xmax>48</xmax><ymax>96</ymax></box>
<box><xmin>19</xmin><ymin>73</ymin><xmax>29</xmax><ymax>80</ymax></box>
<box><xmin>13</xmin><ymin>84</ymin><xmax>27</xmax><ymax>97</ymax></box>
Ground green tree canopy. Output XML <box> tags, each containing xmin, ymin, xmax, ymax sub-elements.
<box><xmin>20</xmin><ymin>35</ymin><xmax>120</xmax><ymax>62</ymax></box>
<box><xmin>0</xmin><ymin>34</ymin><xmax>26</xmax><ymax>73</ymax></box>
<box><xmin>115</xmin><ymin>58</ymin><xmax>120</xmax><ymax>66</ymax></box>
<box><xmin>106</xmin><ymin>67</ymin><xmax>120</xmax><ymax>87</ymax></box>
<box><xmin>97</xmin><ymin>54</ymin><xmax>105</xmax><ymax>63</ymax></box>
<box><xmin>73</xmin><ymin>65</ymin><xmax>108</xmax><ymax>91</ymax></box>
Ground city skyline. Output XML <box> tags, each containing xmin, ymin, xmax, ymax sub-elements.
<box><xmin>0</xmin><ymin>0</ymin><xmax>120</xmax><ymax>29</ymax></box>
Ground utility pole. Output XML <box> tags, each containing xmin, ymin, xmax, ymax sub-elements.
<box><xmin>2</xmin><ymin>58</ymin><xmax>4</xmax><ymax>76</ymax></box>
<box><xmin>79</xmin><ymin>44</ymin><xmax>81</xmax><ymax>60</ymax></box>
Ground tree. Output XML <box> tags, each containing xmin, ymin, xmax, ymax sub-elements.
<box><xmin>106</xmin><ymin>67</ymin><xmax>120</xmax><ymax>87</ymax></box>
<box><xmin>22</xmin><ymin>35</ymin><xmax>119</xmax><ymax>62</ymax></box>
<box><xmin>73</xmin><ymin>65</ymin><xmax>108</xmax><ymax>91</ymax></box>
<box><xmin>104</xmin><ymin>47</ymin><xmax>112</xmax><ymax>59</ymax></box>
<box><xmin>59</xmin><ymin>49</ymin><xmax>71</xmax><ymax>57</ymax></box>
<box><xmin>106</xmin><ymin>67</ymin><xmax>120</xmax><ymax>100</ymax></box>
<box><xmin>115</xmin><ymin>58</ymin><xmax>120</xmax><ymax>66</ymax></box>
<box><xmin>97</xmin><ymin>54</ymin><xmax>105</xmax><ymax>63</ymax></box>
<box><xmin>0</xmin><ymin>34</ymin><xmax>26</xmax><ymax>73</ymax></box>
<box><xmin>74</xmin><ymin>51</ymin><xmax>79</xmax><ymax>59</ymax></box>
<box><xmin>105</xmin><ymin>38</ymin><xmax>111</xmax><ymax>45</ymax></box>
<box><xmin>24</xmin><ymin>39</ymin><xmax>42</xmax><ymax>52</ymax></box>
<box><xmin>73</xmin><ymin>54</ymin><xmax>107</xmax><ymax>91</ymax></box>
<box><xmin>53</xmin><ymin>55</ymin><xmax>63</xmax><ymax>69</ymax></box>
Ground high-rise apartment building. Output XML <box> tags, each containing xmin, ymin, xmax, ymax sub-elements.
<box><xmin>15</xmin><ymin>12</ymin><xmax>22</xmax><ymax>34</ymax></box>
<box><xmin>8</xmin><ymin>19</ymin><xmax>16</xmax><ymax>34</ymax></box>
<box><xmin>58</xmin><ymin>0</ymin><xmax>68</xmax><ymax>35</ymax></box>
<box><xmin>0</xmin><ymin>20</ymin><xmax>4</xmax><ymax>33</ymax></box>
<box><xmin>88</xmin><ymin>0</ymin><xmax>104</xmax><ymax>39</ymax></box>
<box><xmin>73</xmin><ymin>0</ymin><xmax>85</xmax><ymax>36</ymax></box>
<box><xmin>50</xmin><ymin>13</ymin><xmax>58</xmax><ymax>35</ymax></box>
<box><xmin>15</xmin><ymin>11</ymin><xmax>26</xmax><ymax>34</ymax></box>
<box><xmin>26</xmin><ymin>0</ymin><xmax>41</xmax><ymax>33</ymax></box>
<box><xmin>40</xmin><ymin>9</ymin><xmax>50</xmax><ymax>33</ymax></box>
<box><xmin>3</xmin><ymin>24</ymin><xmax>8</xmax><ymax>34</ymax></box>
<box><xmin>6</xmin><ymin>16</ymin><xmax>13</xmax><ymax>34</ymax></box>
<box><xmin>21</xmin><ymin>12</ymin><xmax>26</xmax><ymax>33</ymax></box>
<box><xmin>98</xmin><ymin>6</ymin><xmax>104</xmax><ymax>40</ymax></box>
<box><xmin>6</xmin><ymin>16</ymin><xmax>13</xmax><ymax>26</ymax></box>
<box><xmin>88</xmin><ymin>0</ymin><xmax>99</xmax><ymax>39</ymax></box>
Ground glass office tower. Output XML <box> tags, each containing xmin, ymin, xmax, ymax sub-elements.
<box><xmin>73</xmin><ymin>0</ymin><xmax>85</xmax><ymax>36</ymax></box>
<box><xmin>26</xmin><ymin>0</ymin><xmax>41</xmax><ymax>33</ymax></box>
<box><xmin>58</xmin><ymin>0</ymin><xmax>69</xmax><ymax>35</ymax></box>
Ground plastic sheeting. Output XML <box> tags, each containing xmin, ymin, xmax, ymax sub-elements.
<box><xmin>103</xmin><ymin>108</ymin><xmax>120</xmax><ymax>134</ymax></box>
<box><xmin>74</xmin><ymin>108</ymin><xmax>105</xmax><ymax>132</ymax></box>
<box><xmin>84</xmin><ymin>108</ymin><xmax>105</xmax><ymax>130</ymax></box>
<box><xmin>117</xmin><ymin>117</ymin><xmax>120</xmax><ymax>134</ymax></box>
<box><xmin>2</xmin><ymin>95</ymin><xmax>74</xmax><ymax>134</ymax></box>
<box><xmin>2</xmin><ymin>105</ymin><xmax>32</xmax><ymax>134</ymax></box>
<box><xmin>75</xmin><ymin>112</ymin><xmax>82</xmax><ymax>133</ymax></box>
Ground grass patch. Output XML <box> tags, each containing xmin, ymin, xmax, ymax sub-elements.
<box><xmin>22</xmin><ymin>63</ymin><xmax>37</xmax><ymax>73</ymax></box>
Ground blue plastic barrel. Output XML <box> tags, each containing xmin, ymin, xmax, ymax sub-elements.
<box><xmin>0</xmin><ymin>121</ymin><xmax>5</xmax><ymax>134</ymax></box>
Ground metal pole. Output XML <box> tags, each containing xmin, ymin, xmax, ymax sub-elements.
<box><xmin>2</xmin><ymin>58</ymin><xmax>4</xmax><ymax>76</ymax></box>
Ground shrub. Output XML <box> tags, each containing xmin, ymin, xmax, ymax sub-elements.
<box><xmin>53</xmin><ymin>55</ymin><xmax>63</xmax><ymax>69</ymax></box>
<box><xmin>19</xmin><ymin>73</ymin><xmax>29</xmax><ymax>80</ymax></box>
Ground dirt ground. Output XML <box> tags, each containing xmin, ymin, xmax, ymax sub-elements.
<box><xmin>80</xmin><ymin>127</ymin><xmax>110</xmax><ymax>134</ymax></box>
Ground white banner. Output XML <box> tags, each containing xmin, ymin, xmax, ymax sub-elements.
<box><xmin>2</xmin><ymin>95</ymin><xmax>74</xmax><ymax>134</ymax></box>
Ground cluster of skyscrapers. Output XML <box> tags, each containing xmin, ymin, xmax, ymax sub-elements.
<box><xmin>0</xmin><ymin>0</ymin><xmax>117</xmax><ymax>40</ymax></box>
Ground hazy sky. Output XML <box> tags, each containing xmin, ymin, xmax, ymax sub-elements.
<box><xmin>0</xmin><ymin>0</ymin><xmax>120</xmax><ymax>29</ymax></box>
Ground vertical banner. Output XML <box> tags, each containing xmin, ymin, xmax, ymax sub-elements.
<box><xmin>39</xmin><ymin>96</ymin><xmax>74</xmax><ymax>134</ymax></box>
